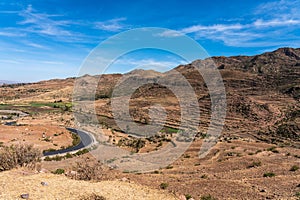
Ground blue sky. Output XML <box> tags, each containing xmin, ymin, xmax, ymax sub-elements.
<box><xmin>0</xmin><ymin>0</ymin><xmax>299</xmax><ymax>82</ymax></box>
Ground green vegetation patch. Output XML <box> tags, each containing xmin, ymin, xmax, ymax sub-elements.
<box><xmin>160</xmin><ymin>127</ymin><xmax>179</xmax><ymax>134</ymax></box>
<box><xmin>263</xmin><ymin>172</ymin><xmax>276</xmax><ymax>177</ymax></box>
<box><xmin>200</xmin><ymin>194</ymin><xmax>217</xmax><ymax>200</ymax></box>
<box><xmin>0</xmin><ymin>104</ymin><xmax>12</xmax><ymax>110</ymax></box>
<box><xmin>71</xmin><ymin>133</ymin><xmax>81</xmax><ymax>146</ymax></box>
<box><xmin>290</xmin><ymin>165</ymin><xmax>299</xmax><ymax>172</ymax></box>
<box><xmin>160</xmin><ymin>182</ymin><xmax>169</xmax><ymax>189</ymax></box>
<box><xmin>247</xmin><ymin>161</ymin><xmax>262</xmax><ymax>168</ymax></box>
<box><xmin>29</xmin><ymin>101</ymin><xmax>73</xmax><ymax>111</ymax></box>
<box><xmin>52</xmin><ymin>168</ymin><xmax>65</xmax><ymax>174</ymax></box>
<box><xmin>267</xmin><ymin>146</ymin><xmax>279</xmax><ymax>153</ymax></box>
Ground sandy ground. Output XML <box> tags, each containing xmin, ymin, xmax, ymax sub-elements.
<box><xmin>0</xmin><ymin>124</ymin><xmax>72</xmax><ymax>151</ymax></box>
<box><xmin>39</xmin><ymin>139</ymin><xmax>300</xmax><ymax>200</ymax></box>
<box><xmin>0</xmin><ymin>169</ymin><xmax>178</xmax><ymax>200</ymax></box>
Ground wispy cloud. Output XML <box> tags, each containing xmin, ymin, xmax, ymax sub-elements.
<box><xmin>254</xmin><ymin>0</ymin><xmax>300</xmax><ymax>17</ymax></box>
<box><xmin>0</xmin><ymin>59</ymin><xmax>21</xmax><ymax>64</ymax></box>
<box><xmin>23</xmin><ymin>41</ymin><xmax>49</xmax><ymax>49</ymax></box>
<box><xmin>40</xmin><ymin>61</ymin><xmax>64</xmax><ymax>65</ymax></box>
<box><xmin>1</xmin><ymin>5</ymin><xmax>128</xmax><ymax>44</ymax></box>
<box><xmin>253</xmin><ymin>19</ymin><xmax>300</xmax><ymax>27</ymax></box>
<box><xmin>18</xmin><ymin>5</ymin><xmax>73</xmax><ymax>37</ymax></box>
<box><xmin>0</xmin><ymin>30</ymin><xmax>25</xmax><ymax>37</ymax></box>
<box><xmin>155</xmin><ymin>30</ymin><xmax>184</xmax><ymax>37</ymax></box>
<box><xmin>182</xmin><ymin>24</ymin><xmax>243</xmax><ymax>33</ymax></box>
<box><xmin>94</xmin><ymin>17</ymin><xmax>128</xmax><ymax>32</ymax></box>
<box><xmin>158</xmin><ymin>0</ymin><xmax>300</xmax><ymax>47</ymax></box>
<box><xmin>0</xmin><ymin>58</ymin><xmax>65</xmax><ymax>66</ymax></box>
<box><xmin>0</xmin><ymin>4</ymin><xmax>97</xmax><ymax>44</ymax></box>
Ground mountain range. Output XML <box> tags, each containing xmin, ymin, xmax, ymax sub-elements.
<box><xmin>1</xmin><ymin>47</ymin><xmax>299</xmax><ymax>144</ymax></box>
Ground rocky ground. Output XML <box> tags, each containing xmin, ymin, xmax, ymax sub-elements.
<box><xmin>0</xmin><ymin>168</ymin><xmax>177</xmax><ymax>200</ymax></box>
<box><xmin>0</xmin><ymin>47</ymin><xmax>299</xmax><ymax>199</ymax></box>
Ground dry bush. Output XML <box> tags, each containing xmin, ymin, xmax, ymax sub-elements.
<box><xmin>69</xmin><ymin>158</ymin><xmax>105</xmax><ymax>181</ymax></box>
<box><xmin>0</xmin><ymin>144</ymin><xmax>41</xmax><ymax>171</ymax></box>
<box><xmin>80</xmin><ymin>193</ymin><xmax>106</xmax><ymax>200</ymax></box>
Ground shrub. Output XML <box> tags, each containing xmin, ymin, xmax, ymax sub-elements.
<box><xmin>255</xmin><ymin>150</ymin><xmax>262</xmax><ymax>154</ymax></box>
<box><xmin>43</xmin><ymin>137</ymin><xmax>51</xmax><ymax>142</ymax></box>
<box><xmin>80</xmin><ymin>193</ymin><xmax>106</xmax><ymax>200</ymax></box>
<box><xmin>201</xmin><ymin>194</ymin><xmax>217</xmax><ymax>200</ymax></box>
<box><xmin>53</xmin><ymin>168</ymin><xmax>65</xmax><ymax>174</ymax></box>
<box><xmin>44</xmin><ymin>156</ymin><xmax>51</xmax><ymax>161</ymax></box>
<box><xmin>75</xmin><ymin>149</ymin><xmax>89</xmax><ymax>156</ymax></box>
<box><xmin>295</xmin><ymin>191</ymin><xmax>300</xmax><ymax>199</ymax></box>
<box><xmin>53</xmin><ymin>155</ymin><xmax>63</xmax><ymax>161</ymax></box>
<box><xmin>263</xmin><ymin>172</ymin><xmax>275</xmax><ymax>177</ymax></box>
<box><xmin>70</xmin><ymin>159</ymin><xmax>104</xmax><ymax>181</ymax></box>
<box><xmin>0</xmin><ymin>144</ymin><xmax>41</xmax><ymax>171</ymax></box>
<box><xmin>267</xmin><ymin>146</ymin><xmax>279</xmax><ymax>153</ymax></box>
<box><xmin>226</xmin><ymin>152</ymin><xmax>235</xmax><ymax>156</ymax></box>
<box><xmin>166</xmin><ymin>165</ymin><xmax>173</xmax><ymax>169</ymax></box>
<box><xmin>185</xmin><ymin>194</ymin><xmax>193</xmax><ymax>200</ymax></box>
<box><xmin>71</xmin><ymin>133</ymin><xmax>81</xmax><ymax>146</ymax></box>
<box><xmin>247</xmin><ymin>161</ymin><xmax>262</xmax><ymax>168</ymax></box>
<box><xmin>200</xmin><ymin>174</ymin><xmax>208</xmax><ymax>179</ymax></box>
<box><xmin>160</xmin><ymin>182</ymin><xmax>168</xmax><ymax>189</ymax></box>
<box><xmin>43</xmin><ymin>148</ymin><xmax>56</xmax><ymax>153</ymax></box>
<box><xmin>183</xmin><ymin>154</ymin><xmax>191</xmax><ymax>158</ymax></box>
<box><xmin>65</xmin><ymin>153</ymin><xmax>73</xmax><ymax>159</ymax></box>
<box><xmin>290</xmin><ymin>165</ymin><xmax>299</xmax><ymax>172</ymax></box>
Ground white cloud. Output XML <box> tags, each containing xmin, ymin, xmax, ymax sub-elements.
<box><xmin>254</xmin><ymin>0</ymin><xmax>299</xmax><ymax>16</ymax></box>
<box><xmin>182</xmin><ymin>24</ymin><xmax>243</xmax><ymax>33</ymax></box>
<box><xmin>157</xmin><ymin>24</ymin><xmax>244</xmax><ymax>38</ymax></box>
<box><xmin>253</xmin><ymin>19</ymin><xmax>300</xmax><ymax>27</ymax></box>
<box><xmin>155</xmin><ymin>30</ymin><xmax>184</xmax><ymax>37</ymax></box>
<box><xmin>18</xmin><ymin>5</ymin><xmax>73</xmax><ymax>37</ymax></box>
<box><xmin>95</xmin><ymin>17</ymin><xmax>127</xmax><ymax>32</ymax></box>
<box><xmin>40</xmin><ymin>61</ymin><xmax>64</xmax><ymax>65</ymax></box>
<box><xmin>157</xmin><ymin>0</ymin><xmax>300</xmax><ymax>48</ymax></box>
<box><xmin>24</xmin><ymin>42</ymin><xmax>49</xmax><ymax>49</ymax></box>
<box><xmin>0</xmin><ymin>59</ymin><xmax>21</xmax><ymax>64</ymax></box>
<box><xmin>0</xmin><ymin>31</ymin><xmax>25</xmax><ymax>37</ymax></box>
<box><xmin>0</xmin><ymin>5</ymin><xmax>128</xmax><ymax>45</ymax></box>
<box><xmin>5</xmin><ymin>5</ymin><xmax>95</xmax><ymax>44</ymax></box>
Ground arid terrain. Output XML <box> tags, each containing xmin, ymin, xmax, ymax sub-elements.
<box><xmin>0</xmin><ymin>47</ymin><xmax>299</xmax><ymax>199</ymax></box>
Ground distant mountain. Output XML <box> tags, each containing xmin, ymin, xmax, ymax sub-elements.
<box><xmin>0</xmin><ymin>80</ymin><xmax>17</xmax><ymax>85</ymax></box>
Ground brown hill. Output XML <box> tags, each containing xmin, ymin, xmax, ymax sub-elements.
<box><xmin>1</xmin><ymin>47</ymin><xmax>299</xmax><ymax>144</ymax></box>
<box><xmin>0</xmin><ymin>47</ymin><xmax>300</xmax><ymax>199</ymax></box>
<box><xmin>88</xmin><ymin>47</ymin><xmax>300</xmax><ymax>144</ymax></box>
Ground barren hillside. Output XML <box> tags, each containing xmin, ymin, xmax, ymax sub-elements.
<box><xmin>0</xmin><ymin>47</ymin><xmax>299</xmax><ymax>199</ymax></box>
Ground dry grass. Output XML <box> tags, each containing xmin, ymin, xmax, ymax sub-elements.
<box><xmin>0</xmin><ymin>169</ymin><xmax>178</xmax><ymax>200</ymax></box>
<box><xmin>80</xmin><ymin>193</ymin><xmax>106</xmax><ymax>200</ymax></box>
<box><xmin>68</xmin><ymin>158</ymin><xmax>105</xmax><ymax>181</ymax></box>
<box><xmin>0</xmin><ymin>144</ymin><xmax>41</xmax><ymax>171</ymax></box>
